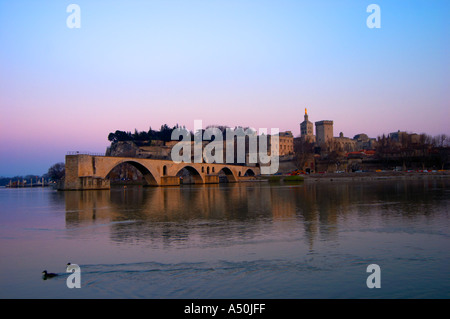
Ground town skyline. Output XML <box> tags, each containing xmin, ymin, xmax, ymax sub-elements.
<box><xmin>1</xmin><ymin>1</ymin><xmax>448</xmax><ymax>176</ymax></box>
<box><xmin>2</xmin><ymin>114</ymin><xmax>448</xmax><ymax>178</ymax></box>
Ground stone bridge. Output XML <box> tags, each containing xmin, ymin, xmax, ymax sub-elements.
<box><xmin>61</xmin><ymin>154</ymin><xmax>260</xmax><ymax>190</ymax></box>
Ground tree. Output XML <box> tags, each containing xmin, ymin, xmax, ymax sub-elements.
<box><xmin>47</xmin><ymin>163</ymin><xmax>65</xmax><ymax>181</ymax></box>
<box><xmin>108</xmin><ymin>132</ymin><xmax>117</xmax><ymax>142</ymax></box>
<box><xmin>418</xmin><ymin>133</ymin><xmax>432</xmax><ymax>170</ymax></box>
<box><xmin>431</xmin><ymin>134</ymin><xmax>450</xmax><ymax>170</ymax></box>
<box><xmin>158</xmin><ymin>124</ymin><xmax>174</xmax><ymax>142</ymax></box>
<box><xmin>294</xmin><ymin>139</ymin><xmax>314</xmax><ymax>170</ymax></box>
<box><xmin>436</xmin><ymin>147</ymin><xmax>450</xmax><ymax>170</ymax></box>
<box><xmin>107</xmin><ymin>130</ymin><xmax>133</xmax><ymax>143</ymax></box>
<box><xmin>326</xmin><ymin>150</ymin><xmax>340</xmax><ymax>172</ymax></box>
<box><xmin>432</xmin><ymin>134</ymin><xmax>449</xmax><ymax>148</ymax></box>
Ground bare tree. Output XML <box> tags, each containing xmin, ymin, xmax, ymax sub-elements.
<box><xmin>46</xmin><ymin>163</ymin><xmax>65</xmax><ymax>181</ymax></box>
<box><xmin>432</xmin><ymin>134</ymin><xmax>449</xmax><ymax>147</ymax></box>
<box><xmin>418</xmin><ymin>133</ymin><xmax>432</xmax><ymax>170</ymax></box>
<box><xmin>294</xmin><ymin>139</ymin><xmax>314</xmax><ymax>170</ymax></box>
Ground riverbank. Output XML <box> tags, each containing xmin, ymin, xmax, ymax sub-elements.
<box><xmin>254</xmin><ymin>170</ymin><xmax>450</xmax><ymax>184</ymax></box>
<box><xmin>301</xmin><ymin>170</ymin><xmax>450</xmax><ymax>182</ymax></box>
<box><xmin>4</xmin><ymin>184</ymin><xmax>50</xmax><ymax>188</ymax></box>
<box><xmin>259</xmin><ymin>175</ymin><xmax>305</xmax><ymax>183</ymax></box>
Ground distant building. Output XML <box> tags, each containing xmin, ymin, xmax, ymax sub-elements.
<box><xmin>265</xmin><ymin>131</ymin><xmax>294</xmax><ymax>158</ymax></box>
<box><xmin>296</xmin><ymin>110</ymin><xmax>377</xmax><ymax>154</ymax></box>
<box><xmin>300</xmin><ymin>108</ymin><xmax>315</xmax><ymax>143</ymax></box>
<box><xmin>278</xmin><ymin>131</ymin><xmax>294</xmax><ymax>156</ymax></box>
<box><xmin>389</xmin><ymin>130</ymin><xmax>421</xmax><ymax>145</ymax></box>
<box><xmin>315</xmin><ymin>120</ymin><xmax>334</xmax><ymax>146</ymax></box>
<box><xmin>333</xmin><ymin>132</ymin><xmax>357</xmax><ymax>152</ymax></box>
<box><xmin>137</xmin><ymin>145</ymin><xmax>172</xmax><ymax>159</ymax></box>
<box><xmin>353</xmin><ymin>133</ymin><xmax>377</xmax><ymax>150</ymax></box>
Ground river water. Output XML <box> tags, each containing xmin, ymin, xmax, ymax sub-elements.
<box><xmin>0</xmin><ymin>178</ymin><xmax>449</xmax><ymax>299</ymax></box>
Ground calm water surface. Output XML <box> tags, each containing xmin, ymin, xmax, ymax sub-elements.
<box><xmin>0</xmin><ymin>179</ymin><xmax>449</xmax><ymax>298</ymax></box>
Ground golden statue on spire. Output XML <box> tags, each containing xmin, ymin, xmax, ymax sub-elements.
<box><xmin>305</xmin><ymin>108</ymin><xmax>307</xmax><ymax>115</ymax></box>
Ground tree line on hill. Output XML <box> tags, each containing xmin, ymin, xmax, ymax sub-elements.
<box><xmin>375</xmin><ymin>133</ymin><xmax>449</xmax><ymax>170</ymax></box>
<box><xmin>294</xmin><ymin>132</ymin><xmax>450</xmax><ymax>172</ymax></box>
<box><xmin>108</xmin><ymin>124</ymin><xmax>183</xmax><ymax>144</ymax></box>
<box><xmin>107</xmin><ymin>124</ymin><xmax>256</xmax><ymax>145</ymax></box>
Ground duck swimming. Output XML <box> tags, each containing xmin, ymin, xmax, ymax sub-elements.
<box><xmin>42</xmin><ymin>270</ymin><xmax>58</xmax><ymax>279</ymax></box>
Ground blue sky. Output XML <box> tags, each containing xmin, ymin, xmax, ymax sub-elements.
<box><xmin>0</xmin><ymin>0</ymin><xmax>449</xmax><ymax>176</ymax></box>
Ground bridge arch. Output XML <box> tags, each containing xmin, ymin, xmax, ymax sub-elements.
<box><xmin>175</xmin><ymin>165</ymin><xmax>204</xmax><ymax>184</ymax></box>
<box><xmin>244</xmin><ymin>168</ymin><xmax>256</xmax><ymax>176</ymax></box>
<box><xmin>218</xmin><ymin>167</ymin><xmax>238</xmax><ymax>183</ymax></box>
<box><xmin>104</xmin><ymin>160</ymin><xmax>159</xmax><ymax>186</ymax></box>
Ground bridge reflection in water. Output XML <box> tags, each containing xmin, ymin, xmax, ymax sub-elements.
<box><xmin>62</xmin><ymin>179</ymin><xmax>448</xmax><ymax>251</ymax></box>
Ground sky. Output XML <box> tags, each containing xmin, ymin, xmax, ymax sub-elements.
<box><xmin>0</xmin><ymin>0</ymin><xmax>449</xmax><ymax>176</ymax></box>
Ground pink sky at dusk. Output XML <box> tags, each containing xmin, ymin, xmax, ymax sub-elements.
<box><xmin>0</xmin><ymin>1</ymin><xmax>448</xmax><ymax>176</ymax></box>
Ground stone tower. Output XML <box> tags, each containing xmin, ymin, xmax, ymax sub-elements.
<box><xmin>300</xmin><ymin>108</ymin><xmax>315</xmax><ymax>142</ymax></box>
<box><xmin>315</xmin><ymin>120</ymin><xmax>334</xmax><ymax>146</ymax></box>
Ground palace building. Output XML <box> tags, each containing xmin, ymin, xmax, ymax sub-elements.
<box><xmin>300</xmin><ymin>108</ymin><xmax>315</xmax><ymax>143</ymax></box>
<box><xmin>298</xmin><ymin>108</ymin><xmax>376</xmax><ymax>152</ymax></box>
<box><xmin>315</xmin><ymin>120</ymin><xmax>334</xmax><ymax>146</ymax></box>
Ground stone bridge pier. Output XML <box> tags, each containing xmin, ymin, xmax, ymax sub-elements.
<box><xmin>61</xmin><ymin>154</ymin><xmax>259</xmax><ymax>190</ymax></box>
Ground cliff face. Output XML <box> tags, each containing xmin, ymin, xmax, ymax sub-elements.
<box><xmin>105</xmin><ymin>140</ymin><xmax>172</xmax><ymax>160</ymax></box>
<box><xmin>106</xmin><ymin>141</ymin><xmax>139</xmax><ymax>157</ymax></box>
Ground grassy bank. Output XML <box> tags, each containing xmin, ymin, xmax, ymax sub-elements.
<box><xmin>261</xmin><ymin>175</ymin><xmax>305</xmax><ymax>183</ymax></box>
<box><xmin>302</xmin><ymin>170</ymin><xmax>450</xmax><ymax>182</ymax></box>
<box><xmin>283</xmin><ymin>175</ymin><xmax>305</xmax><ymax>182</ymax></box>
